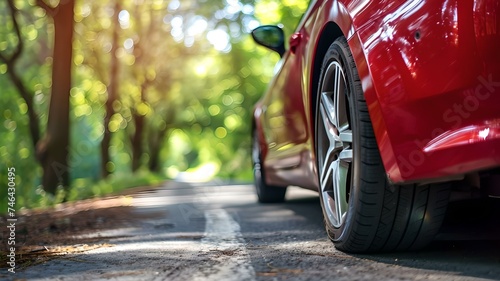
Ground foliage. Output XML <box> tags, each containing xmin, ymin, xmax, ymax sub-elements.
<box><xmin>0</xmin><ymin>0</ymin><xmax>306</xmax><ymax>213</ymax></box>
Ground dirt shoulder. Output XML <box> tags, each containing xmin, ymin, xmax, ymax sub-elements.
<box><xmin>0</xmin><ymin>186</ymin><xmax>161</xmax><ymax>270</ymax></box>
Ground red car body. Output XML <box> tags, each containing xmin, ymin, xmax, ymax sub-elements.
<box><xmin>254</xmin><ymin>0</ymin><xmax>500</xmax><ymax>191</ymax></box>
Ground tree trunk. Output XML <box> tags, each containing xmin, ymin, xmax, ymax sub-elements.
<box><xmin>131</xmin><ymin>83</ymin><xmax>148</xmax><ymax>172</ymax></box>
<box><xmin>37</xmin><ymin>0</ymin><xmax>75</xmax><ymax>194</ymax></box>
<box><xmin>148</xmin><ymin>108</ymin><xmax>175</xmax><ymax>172</ymax></box>
<box><xmin>131</xmin><ymin>113</ymin><xmax>144</xmax><ymax>172</ymax></box>
<box><xmin>148</xmin><ymin>126</ymin><xmax>169</xmax><ymax>172</ymax></box>
<box><xmin>101</xmin><ymin>1</ymin><xmax>121</xmax><ymax>178</ymax></box>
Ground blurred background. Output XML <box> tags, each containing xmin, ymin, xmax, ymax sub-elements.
<box><xmin>0</xmin><ymin>0</ymin><xmax>307</xmax><ymax>212</ymax></box>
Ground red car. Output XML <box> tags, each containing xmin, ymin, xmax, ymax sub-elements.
<box><xmin>251</xmin><ymin>0</ymin><xmax>500</xmax><ymax>253</ymax></box>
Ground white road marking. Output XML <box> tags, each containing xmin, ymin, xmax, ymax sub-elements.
<box><xmin>192</xmin><ymin>209</ymin><xmax>256</xmax><ymax>281</ymax></box>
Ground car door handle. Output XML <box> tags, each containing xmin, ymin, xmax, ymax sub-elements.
<box><xmin>289</xmin><ymin>33</ymin><xmax>302</xmax><ymax>54</ymax></box>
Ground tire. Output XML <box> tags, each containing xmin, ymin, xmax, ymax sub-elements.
<box><xmin>314</xmin><ymin>37</ymin><xmax>451</xmax><ymax>253</ymax></box>
<box><xmin>252</xmin><ymin>129</ymin><xmax>287</xmax><ymax>203</ymax></box>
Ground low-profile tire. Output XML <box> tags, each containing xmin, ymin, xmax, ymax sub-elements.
<box><xmin>252</xmin><ymin>130</ymin><xmax>287</xmax><ymax>203</ymax></box>
<box><xmin>314</xmin><ymin>37</ymin><xmax>451</xmax><ymax>253</ymax></box>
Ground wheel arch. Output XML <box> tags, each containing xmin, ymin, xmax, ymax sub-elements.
<box><xmin>309</xmin><ymin>21</ymin><xmax>344</xmax><ymax>158</ymax></box>
<box><xmin>308</xmin><ymin>19</ymin><xmax>382</xmax><ymax>182</ymax></box>
<box><xmin>310</xmin><ymin>22</ymin><xmax>344</xmax><ymax>121</ymax></box>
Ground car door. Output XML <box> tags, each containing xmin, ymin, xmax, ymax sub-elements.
<box><xmin>261</xmin><ymin>2</ymin><xmax>316</xmax><ymax>170</ymax></box>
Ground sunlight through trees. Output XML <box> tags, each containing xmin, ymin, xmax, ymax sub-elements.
<box><xmin>0</xmin><ymin>0</ymin><xmax>307</xmax><ymax>210</ymax></box>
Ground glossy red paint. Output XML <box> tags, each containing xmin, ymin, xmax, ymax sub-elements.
<box><xmin>254</xmin><ymin>0</ymin><xmax>500</xmax><ymax>189</ymax></box>
<box><xmin>353</xmin><ymin>0</ymin><xmax>500</xmax><ymax>183</ymax></box>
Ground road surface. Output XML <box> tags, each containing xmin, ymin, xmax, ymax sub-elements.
<box><xmin>5</xmin><ymin>180</ymin><xmax>500</xmax><ymax>280</ymax></box>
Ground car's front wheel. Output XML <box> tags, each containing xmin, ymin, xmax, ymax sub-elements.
<box><xmin>315</xmin><ymin>37</ymin><xmax>451</xmax><ymax>253</ymax></box>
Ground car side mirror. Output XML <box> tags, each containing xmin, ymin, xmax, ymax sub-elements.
<box><xmin>251</xmin><ymin>25</ymin><xmax>285</xmax><ymax>57</ymax></box>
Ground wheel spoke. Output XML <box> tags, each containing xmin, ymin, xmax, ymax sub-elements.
<box><xmin>320</xmin><ymin>160</ymin><xmax>334</xmax><ymax>193</ymax></box>
<box><xmin>333</xmin><ymin>160</ymin><xmax>349</xmax><ymax>224</ymax></box>
<box><xmin>339</xmin><ymin>148</ymin><xmax>352</xmax><ymax>163</ymax></box>
<box><xmin>339</xmin><ymin>129</ymin><xmax>352</xmax><ymax>144</ymax></box>
<box><xmin>252</xmin><ymin>136</ymin><xmax>261</xmax><ymax>165</ymax></box>
<box><xmin>320</xmin><ymin>92</ymin><xmax>338</xmax><ymax>136</ymax></box>
<box><xmin>252</xmin><ymin>147</ymin><xmax>259</xmax><ymax>164</ymax></box>
<box><xmin>335</xmin><ymin>68</ymin><xmax>348</xmax><ymax>129</ymax></box>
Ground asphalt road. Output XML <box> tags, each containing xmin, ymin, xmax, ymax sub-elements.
<box><xmin>7</xmin><ymin>180</ymin><xmax>500</xmax><ymax>280</ymax></box>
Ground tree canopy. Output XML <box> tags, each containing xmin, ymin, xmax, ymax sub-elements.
<box><xmin>0</xmin><ymin>0</ymin><xmax>307</xmax><ymax>211</ymax></box>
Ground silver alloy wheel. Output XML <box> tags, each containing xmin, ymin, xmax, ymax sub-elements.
<box><xmin>317</xmin><ymin>61</ymin><xmax>353</xmax><ymax>228</ymax></box>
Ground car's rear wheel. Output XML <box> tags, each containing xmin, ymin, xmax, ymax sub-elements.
<box><xmin>252</xmin><ymin>130</ymin><xmax>287</xmax><ymax>203</ymax></box>
<box><xmin>315</xmin><ymin>37</ymin><xmax>451</xmax><ymax>253</ymax></box>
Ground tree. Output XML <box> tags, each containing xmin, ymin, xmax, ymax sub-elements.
<box><xmin>0</xmin><ymin>0</ymin><xmax>41</xmax><ymax>153</ymax></box>
<box><xmin>100</xmin><ymin>1</ymin><xmax>121</xmax><ymax>177</ymax></box>
<box><xmin>0</xmin><ymin>0</ymin><xmax>76</xmax><ymax>194</ymax></box>
<box><xmin>35</xmin><ymin>0</ymin><xmax>75</xmax><ymax>194</ymax></box>
<box><xmin>124</xmin><ymin>0</ymin><xmax>185</xmax><ymax>172</ymax></box>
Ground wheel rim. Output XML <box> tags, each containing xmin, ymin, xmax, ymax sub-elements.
<box><xmin>317</xmin><ymin>61</ymin><xmax>353</xmax><ymax>228</ymax></box>
<box><xmin>252</xmin><ymin>134</ymin><xmax>263</xmax><ymax>186</ymax></box>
